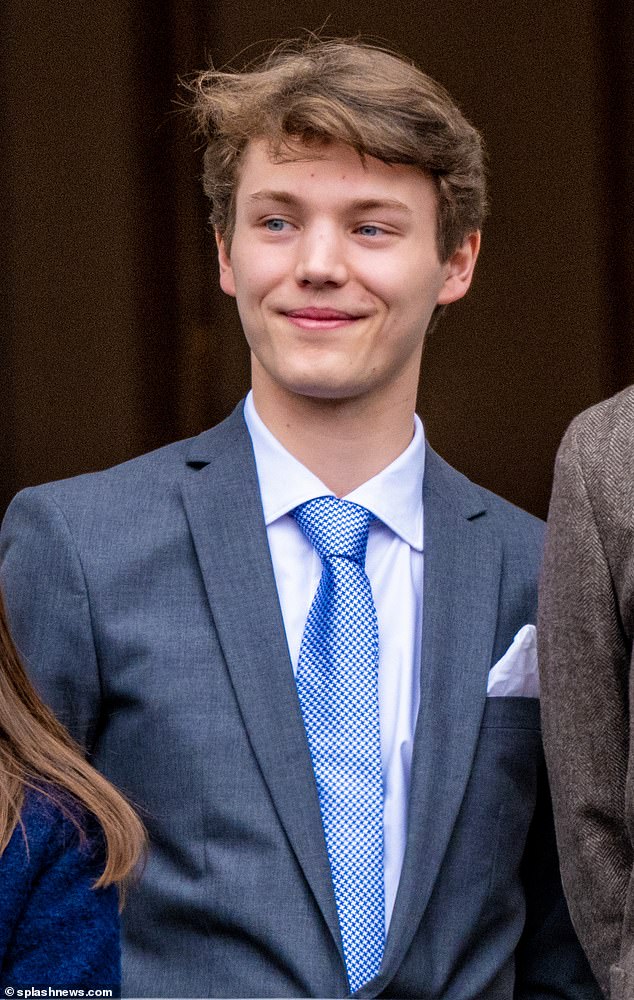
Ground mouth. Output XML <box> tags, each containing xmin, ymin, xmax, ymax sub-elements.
<box><xmin>282</xmin><ymin>308</ymin><xmax>362</xmax><ymax>330</ymax></box>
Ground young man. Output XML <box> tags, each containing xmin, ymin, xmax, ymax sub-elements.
<box><xmin>539</xmin><ymin>386</ymin><xmax>634</xmax><ymax>999</ymax></box>
<box><xmin>1</xmin><ymin>39</ymin><xmax>597</xmax><ymax>998</ymax></box>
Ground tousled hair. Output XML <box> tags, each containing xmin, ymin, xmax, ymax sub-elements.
<box><xmin>0</xmin><ymin>591</ymin><xmax>146</xmax><ymax>896</ymax></box>
<box><xmin>190</xmin><ymin>38</ymin><xmax>487</xmax><ymax>261</ymax></box>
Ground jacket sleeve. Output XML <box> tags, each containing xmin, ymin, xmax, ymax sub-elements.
<box><xmin>538</xmin><ymin>421</ymin><xmax>632</xmax><ymax>996</ymax></box>
<box><xmin>0</xmin><ymin>808</ymin><xmax>120</xmax><ymax>988</ymax></box>
<box><xmin>0</xmin><ymin>486</ymin><xmax>103</xmax><ymax>750</ymax></box>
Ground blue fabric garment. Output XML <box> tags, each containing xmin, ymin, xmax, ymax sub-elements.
<box><xmin>0</xmin><ymin>789</ymin><xmax>120</xmax><ymax>990</ymax></box>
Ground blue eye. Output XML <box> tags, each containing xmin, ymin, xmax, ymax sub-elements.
<box><xmin>358</xmin><ymin>225</ymin><xmax>383</xmax><ymax>237</ymax></box>
<box><xmin>265</xmin><ymin>218</ymin><xmax>287</xmax><ymax>232</ymax></box>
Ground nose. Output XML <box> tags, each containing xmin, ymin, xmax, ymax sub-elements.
<box><xmin>294</xmin><ymin>224</ymin><xmax>348</xmax><ymax>288</ymax></box>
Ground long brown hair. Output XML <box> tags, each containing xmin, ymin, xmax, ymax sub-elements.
<box><xmin>0</xmin><ymin>590</ymin><xmax>145</xmax><ymax>889</ymax></box>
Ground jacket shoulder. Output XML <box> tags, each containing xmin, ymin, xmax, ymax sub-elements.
<box><xmin>563</xmin><ymin>385</ymin><xmax>634</xmax><ymax>454</ymax></box>
<box><xmin>425</xmin><ymin>445</ymin><xmax>544</xmax><ymax>552</ymax></box>
<box><xmin>4</xmin><ymin>405</ymin><xmax>247</xmax><ymax>519</ymax></box>
<box><xmin>557</xmin><ymin>387</ymin><xmax>634</xmax><ymax>502</ymax></box>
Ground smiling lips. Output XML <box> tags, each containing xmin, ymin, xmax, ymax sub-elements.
<box><xmin>283</xmin><ymin>307</ymin><xmax>362</xmax><ymax>330</ymax></box>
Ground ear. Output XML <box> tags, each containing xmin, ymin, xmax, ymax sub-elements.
<box><xmin>215</xmin><ymin>229</ymin><xmax>236</xmax><ymax>298</ymax></box>
<box><xmin>437</xmin><ymin>231</ymin><xmax>481</xmax><ymax>306</ymax></box>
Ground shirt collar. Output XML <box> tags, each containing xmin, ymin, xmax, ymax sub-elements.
<box><xmin>243</xmin><ymin>390</ymin><xmax>424</xmax><ymax>551</ymax></box>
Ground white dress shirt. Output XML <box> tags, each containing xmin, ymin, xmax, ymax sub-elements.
<box><xmin>243</xmin><ymin>392</ymin><xmax>424</xmax><ymax>929</ymax></box>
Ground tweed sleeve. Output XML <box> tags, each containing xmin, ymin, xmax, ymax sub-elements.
<box><xmin>538</xmin><ymin>415</ymin><xmax>632</xmax><ymax>997</ymax></box>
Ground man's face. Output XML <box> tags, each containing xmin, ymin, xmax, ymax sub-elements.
<box><xmin>217</xmin><ymin>139</ymin><xmax>479</xmax><ymax>408</ymax></box>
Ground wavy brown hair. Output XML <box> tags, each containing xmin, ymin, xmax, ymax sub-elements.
<box><xmin>0</xmin><ymin>591</ymin><xmax>145</xmax><ymax>890</ymax></box>
<box><xmin>191</xmin><ymin>37</ymin><xmax>487</xmax><ymax>262</ymax></box>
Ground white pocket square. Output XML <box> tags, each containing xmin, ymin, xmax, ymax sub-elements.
<box><xmin>486</xmin><ymin>624</ymin><xmax>539</xmax><ymax>698</ymax></box>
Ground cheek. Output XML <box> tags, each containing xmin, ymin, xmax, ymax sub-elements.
<box><xmin>358</xmin><ymin>253</ymin><xmax>423</xmax><ymax>304</ymax></box>
<box><xmin>363</xmin><ymin>273</ymin><xmax>421</xmax><ymax>322</ymax></box>
<box><xmin>232</xmin><ymin>255</ymin><xmax>286</xmax><ymax>305</ymax></box>
<box><xmin>380</xmin><ymin>264</ymin><xmax>446</xmax><ymax>321</ymax></box>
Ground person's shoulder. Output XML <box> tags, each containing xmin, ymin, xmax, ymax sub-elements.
<box><xmin>38</xmin><ymin>404</ymin><xmax>244</xmax><ymax>496</ymax></box>
<box><xmin>557</xmin><ymin>388</ymin><xmax>634</xmax><ymax>493</ymax></box>
<box><xmin>575</xmin><ymin>384</ymin><xmax>634</xmax><ymax>428</ymax></box>
<box><xmin>564</xmin><ymin>385</ymin><xmax>634</xmax><ymax>452</ymax></box>
<box><xmin>425</xmin><ymin>445</ymin><xmax>544</xmax><ymax>552</ymax></box>
<box><xmin>472</xmin><ymin>479</ymin><xmax>545</xmax><ymax>565</ymax></box>
<box><xmin>4</xmin><ymin>402</ymin><xmax>248</xmax><ymax>523</ymax></box>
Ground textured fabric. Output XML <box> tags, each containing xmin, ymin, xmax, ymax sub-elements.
<box><xmin>291</xmin><ymin>497</ymin><xmax>384</xmax><ymax>992</ymax></box>
<box><xmin>539</xmin><ymin>385</ymin><xmax>634</xmax><ymax>997</ymax></box>
<box><xmin>0</xmin><ymin>790</ymin><xmax>120</xmax><ymax>989</ymax></box>
<box><xmin>243</xmin><ymin>390</ymin><xmax>423</xmax><ymax>927</ymax></box>
<box><xmin>0</xmin><ymin>401</ymin><xmax>599</xmax><ymax>998</ymax></box>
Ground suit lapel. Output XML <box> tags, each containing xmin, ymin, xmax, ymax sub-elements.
<box><xmin>370</xmin><ymin>447</ymin><xmax>502</xmax><ymax>993</ymax></box>
<box><xmin>179</xmin><ymin>404</ymin><xmax>343</xmax><ymax>957</ymax></box>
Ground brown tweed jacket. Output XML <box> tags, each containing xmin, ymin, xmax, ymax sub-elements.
<box><xmin>539</xmin><ymin>385</ymin><xmax>634</xmax><ymax>999</ymax></box>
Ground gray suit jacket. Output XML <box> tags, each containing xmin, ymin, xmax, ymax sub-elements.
<box><xmin>539</xmin><ymin>386</ymin><xmax>634</xmax><ymax>1000</ymax></box>
<box><xmin>1</xmin><ymin>402</ymin><xmax>596</xmax><ymax>998</ymax></box>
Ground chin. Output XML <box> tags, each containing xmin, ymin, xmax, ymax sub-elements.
<box><xmin>259</xmin><ymin>357</ymin><xmax>374</xmax><ymax>403</ymax></box>
<box><xmin>284</xmin><ymin>377</ymin><xmax>370</xmax><ymax>403</ymax></box>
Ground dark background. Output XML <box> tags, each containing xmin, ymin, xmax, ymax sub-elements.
<box><xmin>2</xmin><ymin>0</ymin><xmax>633</xmax><ymax>519</ymax></box>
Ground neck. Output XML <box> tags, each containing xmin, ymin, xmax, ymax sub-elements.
<box><xmin>251</xmin><ymin>373</ymin><xmax>418</xmax><ymax>497</ymax></box>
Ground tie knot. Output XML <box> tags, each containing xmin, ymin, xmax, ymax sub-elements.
<box><xmin>291</xmin><ymin>496</ymin><xmax>373</xmax><ymax>566</ymax></box>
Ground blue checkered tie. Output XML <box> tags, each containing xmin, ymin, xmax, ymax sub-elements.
<box><xmin>291</xmin><ymin>496</ymin><xmax>385</xmax><ymax>993</ymax></box>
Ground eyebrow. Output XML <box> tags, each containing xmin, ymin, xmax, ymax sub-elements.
<box><xmin>248</xmin><ymin>190</ymin><xmax>413</xmax><ymax>215</ymax></box>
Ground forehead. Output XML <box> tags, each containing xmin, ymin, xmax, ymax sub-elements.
<box><xmin>234</xmin><ymin>138</ymin><xmax>438</xmax><ymax>213</ymax></box>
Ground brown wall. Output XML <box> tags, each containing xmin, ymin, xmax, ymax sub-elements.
<box><xmin>2</xmin><ymin>0</ymin><xmax>632</xmax><ymax>518</ymax></box>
